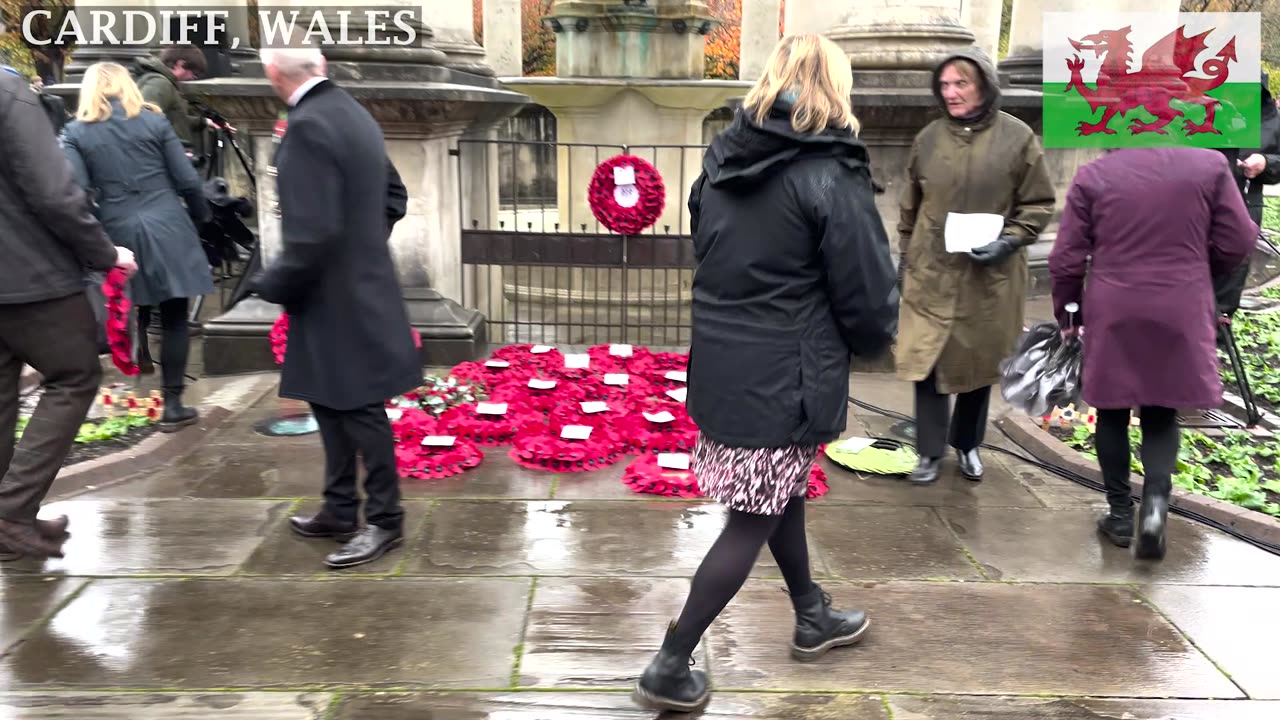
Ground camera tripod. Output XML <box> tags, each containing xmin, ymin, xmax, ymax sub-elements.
<box><xmin>190</xmin><ymin>119</ymin><xmax>257</xmax><ymax>326</ymax></box>
<box><xmin>1218</xmin><ymin>314</ymin><xmax>1263</xmax><ymax>427</ymax></box>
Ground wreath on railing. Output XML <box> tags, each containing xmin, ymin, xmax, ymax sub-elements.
<box><xmin>103</xmin><ymin>268</ymin><xmax>138</xmax><ymax>376</ymax></box>
<box><xmin>587</xmin><ymin>154</ymin><xmax>665</xmax><ymax>235</ymax></box>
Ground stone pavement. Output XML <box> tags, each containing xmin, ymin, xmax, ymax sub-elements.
<box><xmin>1</xmin><ymin>374</ymin><xmax>1279</xmax><ymax>718</ymax></box>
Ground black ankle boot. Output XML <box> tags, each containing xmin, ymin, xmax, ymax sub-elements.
<box><xmin>632</xmin><ymin>621</ymin><xmax>710</xmax><ymax>713</ymax></box>
<box><xmin>159</xmin><ymin>389</ymin><xmax>199</xmax><ymax>433</ymax></box>
<box><xmin>1135</xmin><ymin>493</ymin><xmax>1169</xmax><ymax>561</ymax></box>
<box><xmin>788</xmin><ymin>585</ymin><xmax>870</xmax><ymax>662</ymax></box>
<box><xmin>1096</xmin><ymin>511</ymin><xmax>1134</xmax><ymax>548</ymax></box>
<box><xmin>909</xmin><ymin>456</ymin><xmax>941</xmax><ymax>485</ymax></box>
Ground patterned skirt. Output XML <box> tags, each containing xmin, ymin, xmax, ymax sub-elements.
<box><xmin>692</xmin><ymin>433</ymin><xmax>820</xmax><ymax>516</ymax></box>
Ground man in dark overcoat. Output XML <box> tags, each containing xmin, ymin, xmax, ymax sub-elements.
<box><xmin>249</xmin><ymin>46</ymin><xmax>422</xmax><ymax>570</ymax></box>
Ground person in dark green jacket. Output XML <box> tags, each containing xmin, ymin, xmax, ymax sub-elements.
<box><xmin>130</xmin><ymin>45</ymin><xmax>207</xmax><ymax>150</ymax></box>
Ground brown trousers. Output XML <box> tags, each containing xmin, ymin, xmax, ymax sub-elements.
<box><xmin>0</xmin><ymin>293</ymin><xmax>102</xmax><ymax>522</ymax></box>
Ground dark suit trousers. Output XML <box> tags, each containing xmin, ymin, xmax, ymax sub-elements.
<box><xmin>0</xmin><ymin>294</ymin><xmax>102</xmax><ymax>521</ymax></box>
<box><xmin>309</xmin><ymin>402</ymin><xmax>404</xmax><ymax>530</ymax></box>
<box><xmin>914</xmin><ymin>369</ymin><xmax>991</xmax><ymax>459</ymax></box>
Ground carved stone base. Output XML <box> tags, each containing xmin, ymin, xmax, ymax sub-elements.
<box><xmin>201</xmin><ymin>297</ymin><xmax>283</xmax><ymax>376</ymax></box>
<box><xmin>405</xmin><ymin>288</ymin><xmax>489</xmax><ymax>367</ymax></box>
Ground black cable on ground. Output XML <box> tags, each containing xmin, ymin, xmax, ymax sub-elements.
<box><xmin>846</xmin><ymin>395</ymin><xmax>1280</xmax><ymax>557</ymax></box>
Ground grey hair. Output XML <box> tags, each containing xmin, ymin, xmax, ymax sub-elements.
<box><xmin>260</xmin><ymin>47</ymin><xmax>325</xmax><ymax>79</ymax></box>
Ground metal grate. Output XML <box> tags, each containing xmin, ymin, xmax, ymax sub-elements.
<box><xmin>1176</xmin><ymin>409</ymin><xmax>1244</xmax><ymax>429</ymax></box>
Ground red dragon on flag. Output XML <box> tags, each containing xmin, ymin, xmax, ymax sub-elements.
<box><xmin>1064</xmin><ymin>24</ymin><xmax>1239</xmax><ymax>136</ymax></box>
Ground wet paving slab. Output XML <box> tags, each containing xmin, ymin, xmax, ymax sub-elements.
<box><xmin>1139</xmin><ymin>585</ymin><xmax>1280</xmax><ymax>699</ymax></box>
<box><xmin>805</xmin><ymin>506</ymin><xmax>983</xmax><ymax>580</ymax></box>
<box><xmin>886</xmin><ymin>696</ymin><xmax>1280</xmax><ymax>719</ymax></box>
<box><xmin>708</xmin><ymin>580</ymin><xmax>1243</xmax><ymax>698</ymax></box>
<box><xmin>2</xmin><ymin>578</ymin><xmax>531</xmax><ymax>689</ymax></box>
<box><xmin>332</xmin><ymin>691</ymin><xmax>890</xmax><ymax>718</ymax></box>
<box><xmin>940</xmin><ymin>507</ymin><xmax>1280</xmax><ymax>586</ymax></box>
<box><xmin>0</xmin><ymin>578</ymin><xmax>86</xmax><ymax>652</ymax></box>
<box><xmin>2</xmin><ymin>500</ymin><xmax>291</xmax><ymax>577</ymax></box>
<box><xmin>399</xmin><ymin>500</ymin><xmax>797</xmax><ymax>578</ymax></box>
<box><xmin>0</xmin><ymin>692</ymin><xmax>332</xmax><ymax>718</ymax></box>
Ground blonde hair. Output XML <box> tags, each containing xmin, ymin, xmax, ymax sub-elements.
<box><xmin>76</xmin><ymin>62</ymin><xmax>160</xmax><ymax>123</ymax></box>
<box><xmin>743</xmin><ymin>33</ymin><xmax>860</xmax><ymax>135</ymax></box>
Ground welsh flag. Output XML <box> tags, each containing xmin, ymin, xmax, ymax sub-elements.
<box><xmin>1041</xmin><ymin>11</ymin><xmax>1262</xmax><ymax>149</ymax></box>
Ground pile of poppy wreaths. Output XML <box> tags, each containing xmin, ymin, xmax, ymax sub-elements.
<box><xmin>380</xmin><ymin>343</ymin><xmax>829</xmax><ymax>499</ymax></box>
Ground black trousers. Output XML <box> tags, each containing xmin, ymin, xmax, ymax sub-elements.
<box><xmin>310</xmin><ymin>402</ymin><xmax>404</xmax><ymax>531</ymax></box>
<box><xmin>914</xmin><ymin>370</ymin><xmax>991</xmax><ymax>459</ymax></box>
<box><xmin>1094</xmin><ymin>406</ymin><xmax>1179</xmax><ymax>516</ymax></box>
<box><xmin>138</xmin><ymin>299</ymin><xmax>192</xmax><ymax>391</ymax></box>
<box><xmin>0</xmin><ymin>293</ymin><xmax>102</xmax><ymax>521</ymax></box>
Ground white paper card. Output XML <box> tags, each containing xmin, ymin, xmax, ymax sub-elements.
<box><xmin>944</xmin><ymin>212</ymin><xmax>1004</xmax><ymax>253</ymax></box>
<box><xmin>422</xmin><ymin>435</ymin><xmax>457</xmax><ymax>447</ymax></box>
<box><xmin>560</xmin><ymin>425</ymin><xmax>593</xmax><ymax>440</ymax></box>
<box><xmin>836</xmin><ymin>436</ymin><xmax>876</xmax><ymax>453</ymax></box>
<box><xmin>613</xmin><ymin>165</ymin><xmax>636</xmax><ymax>186</ymax></box>
<box><xmin>484</xmin><ymin>360</ymin><xmax>510</xmax><ymax>369</ymax></box>
<box><xmin>580</xmin><ymin>401</ymin><xmax>609</xmax><ymax>414</ymax></box>
<box><xmin>531</xmin><ymin>345</ymin><xmax>553</xmax><ymax>354</ymax></box>
<box><xmin>476</xmin><ymin>402</ymin><xmax>508</xmax><ymax>415</ymax></box>
<box><xmin>385</xmin><ymin>408</ymin><xmax>403</xmax><ymax>421</ymax></box>
<box><xmin>609</xmin><ymin>344</ymin><xmax>633</xmax><ymax>357</ymax></box>
<box><xmin>604</xmin><ymin>374</ymin><xmax>629</xmax><ymax>386</ymax></box>
<box><xmin>664</xmin><ymin>370</ymin><xmax>687</xmax><ymax>382</ymax></box>
<box><xmin>657</xmin><ymin>453</ymin><xmax>691</xmax><ymax>470</ymax></box>
<box><xmin>666</xmin><ymin>387</ymin><xmax>687</xmax><ymax>403</ymax></box>
<box><xmin>643</xmin><ymin>411</ymin><xmax>675</xmax><ymax>424</ymax></box>
<box><xmin>529</xmin><ymin>379</ymin><xmax>557</xmax><ymax>390</ymax></box>
<box><xmin>564</xmin><ymin>354</ymin><xmax>590</xmax><ymax>369</ymax></box>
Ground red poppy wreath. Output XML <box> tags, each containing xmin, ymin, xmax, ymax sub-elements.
<box><xmin>588</xmin><ymin>155</ymin><xmax>665</xmax><ymax>235</ymax></box>
<box><xmin>103</xmin><ymin>268</ymin><xmax>138</xmax><ymax>376</ymax></box>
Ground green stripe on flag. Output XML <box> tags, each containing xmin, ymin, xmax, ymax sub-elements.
<box><xmin>1043</xmin><ymin>82</ymin><xmax>1262</xmax><ymax>148</ymax></box>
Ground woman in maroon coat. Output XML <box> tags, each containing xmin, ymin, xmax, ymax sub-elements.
<box><xmin>1049</xmin><ymin>147</ymin><xmax>1257</xmax><ymax>561</ymax></box>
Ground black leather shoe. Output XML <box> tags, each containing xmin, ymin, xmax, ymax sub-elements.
<box><xmin>956</xmin><ymin>448</ymin><xmax>983</xmax><ymax>481</ymax></box>
<box><xmin>324</xmin><ymin>525</ymin><xmax>403</xmax><ymax>569</ymax></box>
<box><xmin>788</xmin><ymin>585</ymin><xmax>870</xmax><ymax>662</ymax></box>
<box><xmin>1097</xmin><ymin>512</ymin><xmax>1134</xmax><ymax>548</ymax></box>
<box><xmin>909</xmin><ymin>456</ymin><xmax>941</xmax><ymax>484</ymax></box>
<box><xmin>633</xmin><ymin>621</ymin><xmax>710</xmax><ymax>713</ymax></box>
<box><xmin>1134</xmin><ymin>496</ymin><xmax>1169</xmax><ymax>561</ymax></box>
<box><xmin>289</xmin><ymin>510</ymin><xmax>358</xmax><ymax>542</ymax></box>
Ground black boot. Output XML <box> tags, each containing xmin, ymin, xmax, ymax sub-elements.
<box><xmin>1135</xmin><ymin>481</ymin><xmax>1170</xmax><ymax>561</ymax></box>
<box><xmin>956</xmin><ymin>448</ymin><xmax>983</xmax><ymax>480</ymax></box>
<box><xmin>1096</xmin><ymin>511</ymin><xmax>1133</xmax><ymax>548</ymax></box>
<box><xmin>632</xmin><ymin>621</ymin><xmax>710</xmax><ymax>713</ymax></box>
<box><xmin>159</xmin><ymin>388</ymin><xmax>199</xmax><ymax>433</ymax></box>
<box><xmin>788</xmin><ymin>585</ymin><xmax>870</xmax><ymax>661</ymax></box>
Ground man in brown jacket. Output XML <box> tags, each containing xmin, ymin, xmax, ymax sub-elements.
<box><xmin>0</xmin><ymin>68</ymin><xmax>136</xmax><ymax>559</ymax></box>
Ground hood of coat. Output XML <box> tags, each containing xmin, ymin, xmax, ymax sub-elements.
<box><xmin>132</xmin><ymin>56</ymin><xmax>177</xmax><ymax>86</ymax></box>
<box><xmin>932</xmin><ymin>47</ymin><xmax>1002</xmax><ymax>127</ymax></box>
<box><xmin>702</xmin><ymin>98</ymin><xmax>872</xmax><ymax>190</ymax></box>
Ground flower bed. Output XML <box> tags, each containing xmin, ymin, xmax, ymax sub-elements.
<box><xmin>15</xmin><ymin>405</ymin><xmax>159</xmax><ymax>468</ymax></box>
<box><xmin>1047</xmin><ymin>421</ymin><xmax>1280</xmax><ymax>518</ymax></box>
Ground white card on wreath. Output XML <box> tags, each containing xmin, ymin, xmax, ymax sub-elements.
<box><xmin>836</xmin><ymin>436</ymin><xmax>876</xmax><ymax>453</ymax></box>
<box><xmin>564</xmin><ymin>354</ymin><xmax>590</xmax><ymax>369</ymax></box>
<box><xmin>529</xmin><ymin>379</ymin><xmax>557</xmax><ymax>390</ymax></box>
<box><xmin>666</xmin><ymin>387</ymin><xmax>687</xmax><ymax>403</ymax></box>
<box><xmin>385</xmin><ymin>408</ymin><xmax>403</xmax><ymax>421</ymax></box>
<box><xmin>609</xmin><ymin>344</ymin><xmax>633</xmax><ymax>357</ymax></box>
<box><xmin>604</xmin><ymin>373</ymin><xmax>629</xmax><ymax>386</ymax></box>
<box><xmin>581</xmin><ymin>401</ymin><xmax>609</xmax><ymax>414</ymax></box>
<box><xmin>643</xmin><ymin>411</ymin><xmax>675</xmax><ymax>424</ymax></box>
<box><xmin>531</xmin><ymin>345</ymin><xmax>553</xmax><ymax>354</ymax></box>
<box><xmin>476</xmin><ymin>402</ymin><xmax>509</xmax><ymax>415</ymax></box>
<box><xmin>664</xmin><ymin>370</ymin><xmax>687</xmax><ymax>382</ymax></box>
<box><xmin>561</xmin><ymin>425</ymin><xmax>593</xmax><ymax>440</ymax></box>
<box><xmin>422</xmin><ymin>436</ymin><xmax>457</xmax><ymax>447</ymax></box>
<box><xmin>614</xmin><ymin>165</ymin><xmax>636</xmax><ymax>186</ymax></box>
<box><xmin>485</xmin><ymin>360</ymin><xmax>510</xmax><ymax>369</ymax></box>
<box><xmin>657</xmin><ymin>453</ymin><xmax>691</xmax><ymax>470</ymax></box>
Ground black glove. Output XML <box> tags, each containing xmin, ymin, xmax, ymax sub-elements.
<box><xmin>968</xmin><ymin>236</ymin><xmax>1018</xmax><ymax>265</ymax></box>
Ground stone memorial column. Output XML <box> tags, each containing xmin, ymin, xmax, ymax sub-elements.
<box><xmin>786</xmin><ymin>0</ymin><xmax>974</xmax><ymax>70</ymax></box>
<box><xmin>483</xmin><ymin>0</ymin><xmax>524</xmax><ymax>78</ymax></box>
<box><xmin>739</xmin><ymin>0</ymin><xmax>782</xmax><ymax>82</ymax></box>
<box><xmin>961</xmin><ymin>0</ymin><xmax>1004</xmax><ymax>61</ymax></box>
<box><xmin>433</xmin><ymin>0</ymin><xmax>496</xmax><ymax>77</ymax></box>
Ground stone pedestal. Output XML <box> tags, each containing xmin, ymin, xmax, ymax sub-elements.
<box><xmin>548</xmin><ymin>0</ymin><xmax>719</xmax><ymax>79</ymax></box>
<box><xmin>787</xmin><ymin>0</ymin><xmax>975</xmax><ymax>71</ymax></box>
<box><xmin>188</xmin><ymin>9</ymin><xmax>529</xmax><ymax>375</ymax></box>
<box><xmin>739</xmin><ymin>0</ymin><xmax>782</xmax><ymax>81</ymax></box>
<box><xmin>961</xmin><ymin>0</ymin><xmax>1004</xmax><ymax>61</ymax></box>
<box><xmin>483</xmin><ymin>0</ymin><xmax>524</xmax><ymax>77</ymax></box>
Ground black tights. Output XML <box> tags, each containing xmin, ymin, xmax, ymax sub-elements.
<box><xmin>668</xmin><ymin>496</ymin><xmax>815</xmax><ymax>658</ymax></box>
<box><xmin>1094</xmin><ymin>406</ymin><xmax>1179</xmax><ymax>515</ymax></box>
<box><xmin>137</xmin><ymin>298</ymin><xmax>191</xmax><ymax>391</ymax></box>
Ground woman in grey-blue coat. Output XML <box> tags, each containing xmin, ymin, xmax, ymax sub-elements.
<box><xmin>62</xmin><ymin>61</ymin><xmax>212</xmax><ymax>432</ymax></box>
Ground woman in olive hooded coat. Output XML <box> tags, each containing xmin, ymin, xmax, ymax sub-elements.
<box><xmin>896</xmin><ymin>48</ymin><xmax>1056</xmax><ymax>485</ymax></box>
